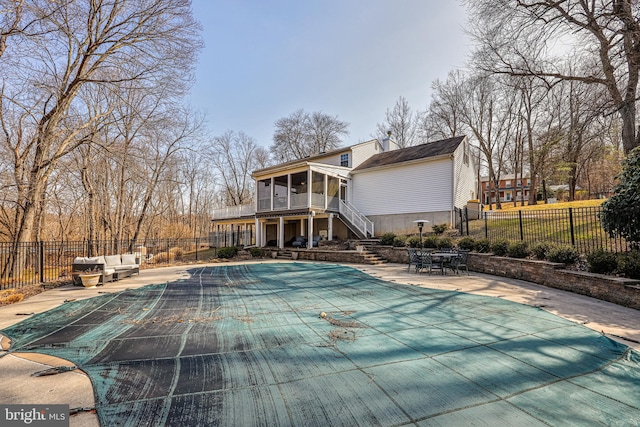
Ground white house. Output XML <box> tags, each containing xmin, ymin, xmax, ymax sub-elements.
<box><xmin>210</xmin><ymin>135</ymin><xmax>477</xmax><ymax>248</ymax></box>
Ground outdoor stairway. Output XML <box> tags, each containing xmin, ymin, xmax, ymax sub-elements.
<box><xmin>358</xmin><ymin>248</ymin><xmax>387</xmax><ymax>265</ymax></box>
<box><xmin>275</xmin><ymin>249</ymin><xmax>293</xmax><ymax>260</ymax></box>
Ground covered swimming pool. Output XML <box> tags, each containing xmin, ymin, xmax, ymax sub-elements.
<box><xmin>2</xmin><ymin>263</ymin><xmax>639</xmax><ymax>426</ymax></box>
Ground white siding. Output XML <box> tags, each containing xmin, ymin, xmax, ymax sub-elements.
<box><xmin>351</xmin><ymin>140</ymin><xmax>381</xmax><ymax>168</ymax></box>
<box><xmin>452</xmin><ymin>138</ymin><xmax>477</xmax><ymax>208</ymax></box>
<box><xmin>315</xmin><ymin>152</ymin><xmax>343</xmax><ymax>166</ymax></box>
<box><xmin>351</xmin><ymin>159</ymin><xmax>453</xmax><ymax>216</ymax></box>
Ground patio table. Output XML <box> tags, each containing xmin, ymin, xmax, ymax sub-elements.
<box><xmin>418</xmin><ymin>252</ymin><xmax>459</xmax><ymax>275</ymax></box>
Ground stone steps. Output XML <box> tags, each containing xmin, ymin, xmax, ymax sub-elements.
<box><xmin>359</xmin><ymin>249</ymin><xmax>387</xmax><ymax>265</ymax></box>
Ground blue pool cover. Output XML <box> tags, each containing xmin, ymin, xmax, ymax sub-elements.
<box><xmin>2</xmin><ymin>263</ymin><xmax>639</xmax><ymax>426</ymax></box>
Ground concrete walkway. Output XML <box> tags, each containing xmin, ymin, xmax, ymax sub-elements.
<box><xmin>1</xmin><ymin>260</ymin><xmax>638</xmax><ymax>427</ymax></box>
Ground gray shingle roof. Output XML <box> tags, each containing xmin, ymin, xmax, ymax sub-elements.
<box><xmin>352</xmin><ymin>135</ymin><xmax>465</xmax><ymax>172</ymax></box>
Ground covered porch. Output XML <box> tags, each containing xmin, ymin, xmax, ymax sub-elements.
<box><xmin>256</xmin><ymin>211</ymin><xmax>351</xmax><ymax>249</ymax></box>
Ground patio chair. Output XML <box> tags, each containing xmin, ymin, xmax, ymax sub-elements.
<box><xmin>423</xmin><ymin>252</ymin><xmax>445</xmax><ymax>275</ymax></box>
<box><xmin>449</xmin><ymin>250</ymin><xmax>469</xmax><ymax>275</ymax></box>
<box><xmin>407</xmin><ymin>248</ymin><xmax>421</xmax><ymax>272</ymax></box>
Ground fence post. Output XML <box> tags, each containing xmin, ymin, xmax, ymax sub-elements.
<box><xmin>195</xmin><ymin>238</ymin><xmax>199</xmax><ymax>261</ymax></box>
<box><xmin>39</xmin><ymin>241</ymin><xmax>45</xmax><ymax>284</ymax></box>
<box><xmin>484</xmin><ymin>212</ymin><xmax>488</xmax><ymax>238</ymax></box>
<box><xmin>465</xmin><ymin>207</ymin><xmax>470</xmax><ymax>236</ymax></box>
<box><xmin>569</xmin><ymin>207</ymin><xmax>575</xmax><ymax>246</ymax></box>
<box><xmin>518</xmin><ymin>210</ymin><xmax>524</xmax><ymax>241</ymax></box>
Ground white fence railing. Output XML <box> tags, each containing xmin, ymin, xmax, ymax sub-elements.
<box><xmin>339</xmin><ymin>200</ymin><xmax>374</xmax><ymax>238</ymax></box>
<box><xmin>211</xmin><ymin>204</ymin><xmax>255</xmax><ymax>220</ymax></box>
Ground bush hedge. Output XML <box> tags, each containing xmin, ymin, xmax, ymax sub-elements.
<box><xmin>507</xmin><ymin>241</ymin><xmax>530</xmax><ymax>259</ymax></box>
<box><xmin>379</xmin><ymin>233</ymin><xmax>396</xmax><ymax>246</ymax></box>
<box><xmin>457</xmin><ymin>237</ymin><xmax>476</xmax><ymax>251</ymax></box>
<box><xmin>546</xmin><ymin>245</ymin><xmax>579</xmax><ymax>265</ymax></box>
<box><xmin>490</xmin><ymin>240</ymin><xmax>510</xmax><ymax>256</ymax></box>
<box><xmin>474</xmin><ymin>238</ymin><xmax>491</xmax><ymax>253</ymax></box>
<box><xmin>530</xmin><ymin>242</ymin><xmax>552</xmax><ymax>260</ymax></box>
<box><xmin>407</xmin><ymin>236</ymin><xmax>421</xmax><ymax>248</ymax></box>
<box><xmin>217</xmin><ymin>246</ymin><xmax>238</xmax><ymax>259</ymax></box>
<box><xmin>437</xmin><ymin>237</ymin><xmax>453</xmax><ymax>250</ymax></box>
<box><xmin>586</xmin><ymin>249</ymin><xmax>618</xmax><ymax>275</ymax></box>
<box><xmin>432</xmin><ymin>224</ymin><xmax>447</xmax><ymax>234</ymax></box>
<box><xmin>393</xmin><ymin>235</ymin><xmax>407</xmax><ymax>247</ymax></box>
<box><xmin>617</xmin><ymin>250</ymin><xmax>640</xmax><ymax>279</ymax></box>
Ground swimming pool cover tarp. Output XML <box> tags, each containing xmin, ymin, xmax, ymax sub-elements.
<box><xmin>2</xmin><ymin>263</ymin><xmax>640</xmax><ymax>426</ymax></box>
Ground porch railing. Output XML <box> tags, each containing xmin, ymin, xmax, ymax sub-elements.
<box><xmin>211</xmin><ymin>204</ymin><xmax>255</xmax><ymax>220</ymax></box>
<box><xmin>339</xmin><ymin>200</ymin><xmax>374</xmax><ymax>238</ymax></box>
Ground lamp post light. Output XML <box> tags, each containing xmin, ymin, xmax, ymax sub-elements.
<box><xmin>413</xmin><ymin>219</ymin><xmax>430</xmax><ymax>249</ymax></box>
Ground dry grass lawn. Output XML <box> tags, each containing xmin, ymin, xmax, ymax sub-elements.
<box><xmin>486</xmin><ymin>199</ymin><xmax>604</xmax><ymax>212</ymax></box>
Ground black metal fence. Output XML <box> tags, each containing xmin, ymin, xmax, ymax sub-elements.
<box><xmin>455</xmin><ymin>206</ymin><xmax>630</xmax><ymax>254</ymax></box>
<box><xmin>0</xmin><ymin>237</ymin><xmax>213</xmax><ymax>290</ymax></box>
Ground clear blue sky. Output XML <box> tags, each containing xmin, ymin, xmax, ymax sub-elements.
<box><xmin>189</xmin><ymin>0</ymin><xmax>471</xmax><ymax>148</ymax></box>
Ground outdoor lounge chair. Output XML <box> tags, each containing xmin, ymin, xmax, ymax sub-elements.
<box><xmin>291</xmin><ymin>236</ymin><xmax>307</xmax><ymax>248</ymax></box>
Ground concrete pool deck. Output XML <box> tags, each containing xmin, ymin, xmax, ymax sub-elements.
<box><xmin>1</xmin><ymin>260</ymin><xmax>639</xmax><ymax>426</ymax></box>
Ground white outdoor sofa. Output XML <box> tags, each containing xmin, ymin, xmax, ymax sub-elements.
<box><xmin>72</xmin><ymin>254</ymin><xmax>140</xmax><ymax>285</ymax></box>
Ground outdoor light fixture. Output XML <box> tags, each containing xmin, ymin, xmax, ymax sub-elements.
<box><xmin>413</xmin><ymin>219</ymin><xmax>430</xmax><ymax>249</ymax></box>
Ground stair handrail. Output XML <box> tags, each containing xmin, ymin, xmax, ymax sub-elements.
<box><xmin>339</xmin><ymin>200</ymin><xmax>374</xmax><ymax>238</ymax></box>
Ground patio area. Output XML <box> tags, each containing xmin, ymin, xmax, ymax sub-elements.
<box><xmin>1</xmin><ymin>262</ymin><xmax>639</xmax><ymax>426</ymax></box>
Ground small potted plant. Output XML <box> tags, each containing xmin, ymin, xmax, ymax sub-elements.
<box><xmin>78</xmin><ymin>267</ymin><xmax>101</xmax><ymax>287</ymax></box>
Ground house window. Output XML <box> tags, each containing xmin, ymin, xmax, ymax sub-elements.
<box><xmin>505</xmin><ymin>180</ymin><xmax>511</xmax><ymax>188</ymax></box>
<box><xmin>340</xmin><ymin>153</ymin><xmax>349</xmax><ymax>167</ymax></box>
<box><xmin>517</xmin><ymin>180</ymin><xmax>522</xmax><ymax>187</ymax></box>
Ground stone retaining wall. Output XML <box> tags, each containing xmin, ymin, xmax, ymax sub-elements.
<box><xmin>293</xmin><ymin>250</ymin><xmax>372</xmax><ymax>264</ymax></box>
<box><xmin>467</xmin><ymin>253</ymin><xmax>640</xmax><ymax>310</ymax></box>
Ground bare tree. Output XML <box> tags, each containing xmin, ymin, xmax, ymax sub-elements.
<box><xmin>466</xmin><ymin>0</ymin><xmax>640</xmax><ymax>154</ymax></box>
<box><xmin>208</xmin><ymin>130</ymin><xmax>266</xmax><ymax>207</ymax></box>
<box><xmin>420</xmin><ymin>72</ymin><xmax>466</xmax><ymax>141</ymax></box>
<box><xmin>0</xmin><ymin>0</ymin><xmax>201</xmax><ymax>276</ymax></box>
<box><xmin>374</xmin><ymin>96</ymin><xmax>418</xmax><ymax>148</ymax></box>
<box><xmin>271</xmin><ymin>109</ymin><xmax>349</xmax><ymax>162</ymax></box>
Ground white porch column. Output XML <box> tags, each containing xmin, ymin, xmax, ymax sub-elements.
<box><xmin>279</xmin><ymin>217</ymin><xmax>284</xmax><ymax>249</ymax></box>
<box><xmin>254</xmin><ymin>218</ymin><xmax>260</xmax><ymax>246</ymax></box>
<box><xmin>307</xmin><ymin>169</ymin><xmax>312</xmax><ymax>207</ymax></box>
<box><xmin>300</xmin><ymin>218</ymin><xmax>306</xmax><ymax>237</ymax></box>
<box><xmin>307</xmin><ymin>213</ymin><xmax>314</xmax><ymax>249</ymax></box>
<box><xmin>328</xmin><ymin>213</ymin><xmax>334</xmax><ymax>241</ymax></box>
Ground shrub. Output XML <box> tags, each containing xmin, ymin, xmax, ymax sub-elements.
<box><xmin>457</xmin><ymin>237</ymin><xmax>476</xmax><ymax>251</ymax></box>
<box><xmin>393</xmin><ymin>235</ymin><xmax>407</xmax><ymax>247</ymax></box>
<box><xmin>601</xmin><ymin>146</ymin><xmax>640</xmax><ymax>243</ymax></box>
<box><xmin>530</xmin><ymin>242</ymin><xmax>552</xmax><ymax>260</ymax></box>
<box><xmin>546</xmin><ymin>245</ymin><xmax>579</xmax><ymax>265</ymax></box>
<box><xmin>507</xmin><ymin>241</ymin><xmax>530</xmax><ymax>259</ymax></box>
<box><xmin>475</xmin><ymin>238</ymin><xmax>491</xmax><ymax>253</ymax></box>
<box><xmin>437</xmin><ymin>237</ymin><xmax>453</xmax><ymax>250</ymax></box>
<box><xmin>153</xmin><ymin>251</ymin><xmax>175</xmax><ymax>263</ymax></box>
<box><xmin>407</xmin><ymin>236</ymin><xmax>421</xmax><ymax>248</ymax></box>
<box><xmin>617</xmin><ymin>250</ymin><xmax>640</xmax><ymax>279</ymax></box>
<box><xmin>249</xmin><ymin>247</ymin><xmax>264</xmax><ymax>258</ymax></box>
<box><xmin>379</xmin><ymin>233</ymin><xmax>396</xmax><ymax>246</ymax></box>
<box><xmin>586</xmin><ymin>249</ymin><xmax>618</xmax><ymax>275</ymax></box>
<box><xmin>169</xmin><ymin>246</ymin><xmax>184</xmax><ymax>260</ymax></box>
<box><xmin>490</xmin><ymin>240</ymin><xmax>510</xmax><ymax>256</ymax></box>
<box><xmin>432</xmin><ymin>224</ymin><xmax>447</xmax><ymax>234</ymax></box>
<box><xmin>217</xmin><ymin>246</ymin><xmax>238</xmax><ymax>259</ymax></box>
<box><xmin>422</xmin><ymin>235</ymin><xmax>439</xmax><ymax>249</ymax></box>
